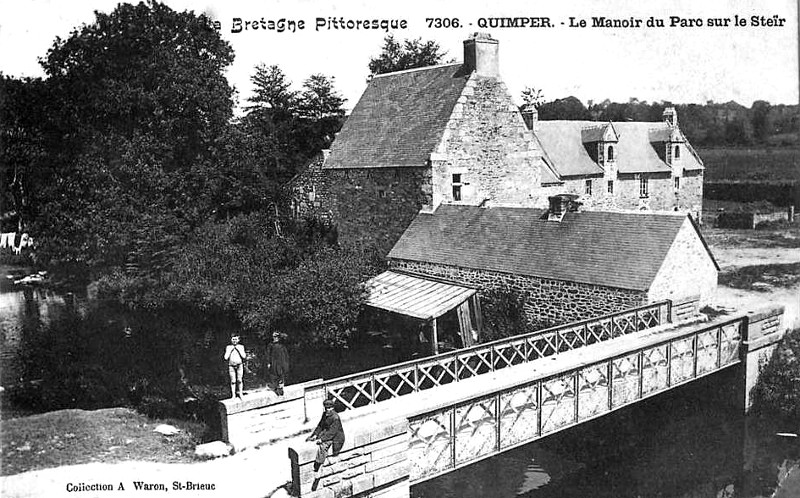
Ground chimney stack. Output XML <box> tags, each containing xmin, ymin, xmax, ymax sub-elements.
<box><xmin>521</xmin><ymin>104</ymin><xmax>538</xmax><ymax>132</ymax></box>
<box><xmin>547</xmin><ymin>194</ymin><xmax>579</xmax><ymax>222</ymax></box>
<box><xmin>663</xmin><ymin>106</ymin><xmax>677</xmax><ymax>127</ymax></box>
<box><xmin>463</xmin><ymin>33</ymin><xmax>499</xmax><ymax>78</ymax></box>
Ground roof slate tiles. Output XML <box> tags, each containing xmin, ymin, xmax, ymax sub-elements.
<box><xmin>324</xmin><ymin>64</ymin><xmax>469</xmax><ymax>169</ymax></box>
<box><xmin>388</xmin><ymin>205</ymin><xmax>694</xmax><ymax>291</ymax></box>
<box><xmin>535</xmin><ymin>120</ymin><xmax>703</xmax><ymax>177</ymax></box>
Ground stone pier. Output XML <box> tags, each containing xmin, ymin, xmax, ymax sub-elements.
<box><xmin>740</xmin><ymin>306</ymin><xmax>786</xmax><ymax>412</ymax></box>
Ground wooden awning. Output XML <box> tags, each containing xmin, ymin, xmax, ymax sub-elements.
<box><xmin>364</xmin><ymin>271</ymin><xmax>477</xmax><ymax>320</ymax></box>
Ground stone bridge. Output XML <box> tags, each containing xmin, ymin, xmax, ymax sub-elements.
<box><xmin>218</xmin><ymin>301</ymin><xmax>785</xmax><ymax>498</ymax></box>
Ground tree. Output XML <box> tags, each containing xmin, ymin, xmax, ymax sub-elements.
<box><xmin>0</xmin><ymin>76</ymin><xmax>54</xmax><ymax>233</ymax></box>
<box><xmin>30</xmin><ymin>1</ymin><xmax>236</xmax><ymax>276</ymax></box>
<box><xmin>751</xmin><ymin>100</ymin><xmax>773</xmax><ymax>143</ymax></box>
<box><xmin>520</xmin><ymin>87</ymin><xmax>545</xmax><ymax>108</ymax></box>
<box><xmin>368</xmin><ymin>35</ymin><xmax>448</xmax><ymax>75</ymax></box>
<box><xmin>243</xmin><ymin>66</ymin><xmax>346</xmax><ymax>183</ymax></box>
<box><xmin>538</xmin><ymin>96</ymin><xmax>591</xmax><ymax>120</ymax></box>
<box><xmin>247</xmin><ymin>64</ymin><xmax>297</xmax><ymax>112</ymax></box>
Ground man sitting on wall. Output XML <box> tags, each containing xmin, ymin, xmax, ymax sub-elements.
<box><xmin>306</xmin><ymin>399</ymin><xmax>346</xmax><ymax>472</ymax></box>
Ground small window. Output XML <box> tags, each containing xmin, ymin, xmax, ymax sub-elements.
<box><xmin>639</xmin><ymin>177</ymin><xmax>649</xmax><ymax>198</ymax></box>
<box><xmin>674</xmin><ymin>177</ymin><xmax>680</xmax><ymax>190</ymax></box>
<box><xmin>674</xmin><ymin>145</ymin><xmax>680</xmax><ymax>159</ymax></box>
<box><xmin>452</xmin><ymin>173</ymin><xmax>463</xmax><ymax>201</ymax></box>
<box><xmin>607</xmin><ymin>180</ymin><xmax>614</xmax><ymax>194</ymax></box>
<box><xmin>607</xmin><ymin>145</ymin><xmax>615</xmax><ymax>161</ymax></box>
<box><xmin>585</xmin><ymin>179</ymin><xmax>592</xmax><ymax>195</ymax></box>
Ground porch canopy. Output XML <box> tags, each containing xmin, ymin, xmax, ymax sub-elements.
<box><xmin>364</xmin><ymin>271</ymin><xmax>477</xmax><ymax>320</ymax></box>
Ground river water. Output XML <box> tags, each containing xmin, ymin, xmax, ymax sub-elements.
<box><xmin>1</xmin><ymin>265</ymin><xmax>798</xmax><ymax>496</ymax></box>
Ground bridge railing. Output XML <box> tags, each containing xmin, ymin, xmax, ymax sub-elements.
<box><xmin>407</xmin><ymin>315</ymin><xmax>746</xmax><ymax>483</ymax></box>
<box><xmin>323</xmin><ymin>300</ymin><xmax>672</xmax><ymax>411</ymax></box>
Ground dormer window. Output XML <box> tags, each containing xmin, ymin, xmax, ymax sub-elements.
<box><xmin>674</xmin><ymin>145</ymin><xmax>680</xmax><ymax>159</ymax></box>
<box><xmin>607</xmin><ymin>145</ymin><xmax>615</xmax><ymax>162</ymax></box>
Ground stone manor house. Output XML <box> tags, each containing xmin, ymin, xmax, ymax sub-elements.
<box><xmin>290</xmin><ymin>32</ymin><xmax>713</xmax><ymax>338</ymax></box>
<box><xmin>291</xmin><ymin>32</ymin><xmax>705</xmax><ymax>253</ymax></box>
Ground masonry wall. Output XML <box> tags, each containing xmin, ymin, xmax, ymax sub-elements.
<box><xmin>431</xmin><ymin>75</ymin><xmax>544</xmax><ymax>208</ymax></box>
<box><xmin>537</xmin><ymin>170</ymin><xmax>703</xmax><ymax>223</ymax></box>
<box><xmin>290</xmin><ymin>418</ymin><xmax>410</xmax><ymax>498</ymax></box>
<box><xmin>292</xmin><ymin>163</ymin><xmax>433</xmax><ymax>253</ymax></box>
<box><xmin>615</xmin><ymin>171</ymin><xmax>704</xmax><ymax>222</ymax></box>
<box><xmin>647</xmin><ymin>219</ymin><xmax>718</xmax><ymax>305</ymax></box>
<box><xmin>388</xmin><ymin>259</ymin><xmax>646</xmax><ymax>326</ymax></box>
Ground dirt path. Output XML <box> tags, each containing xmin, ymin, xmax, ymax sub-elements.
<box><xmin>711</xmin><ymin>243</ymin><xmax>800</xmax><ymax>329</ymax></box>
<box><xmin>712</xmin><ymin>247</ymin><xmax>800</xmax><ymax>271</ymax></box>
<box><xmin>1</xmin><ymin>433</ymin><xmax>304</xmax><ymax>498</ymax></box>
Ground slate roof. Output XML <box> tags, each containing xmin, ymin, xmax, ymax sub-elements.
<box><xmin>388</xmin><ymin>205</ymin><xmax>709</xmax><ymax>291</ymax></box>
<box><xmin>535</xmin><ymin>120</ymin><xmax>704</xmax><ymax>177</ymax></box>
<box><xmin>324</xmin><ymin>63</ymin><xmax>469</xmax><ymax>169</ymax></box>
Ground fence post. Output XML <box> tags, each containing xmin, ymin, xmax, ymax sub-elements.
<box><xmin>370</xmin><ymin>375</ymin><xmax>376</xmax><ymax>405</ymax></box>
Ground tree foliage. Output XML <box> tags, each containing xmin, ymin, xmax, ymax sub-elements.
<box><xmin>97</xmin><ymin>213</ymin><xmax>383</xmax><ymax>348</ymax></box>
<box><xmin>15</xmin><ymin>1</ymin><xmax>237</xmax><ymax>277</ymax></box>
<box><xmin>243</xmin><ymin>65</ymin><xmax>345</xmax><ymax>185</ymax></box>
<box><xmin>537</xmin><ymin>96</ymin><xmax>592</xmax><ymax>120</ymax></box>
<box><xmin>368</xmin><ymin>35</ymin><xmax>448</xmax><ymax>75</ymax></box>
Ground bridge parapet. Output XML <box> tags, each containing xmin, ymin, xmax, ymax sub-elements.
<box><xmin>319</xmin><ymin>300</ymin><xmax>673</xmax><ymax>413</ymax></box>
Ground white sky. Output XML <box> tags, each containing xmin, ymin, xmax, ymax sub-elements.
<box><xmin>1</xmin><ymin>0</ymin><xmax>798</xmax><ymax>112</ymax></box>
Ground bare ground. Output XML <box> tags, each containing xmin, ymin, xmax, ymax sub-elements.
<box><xmin>706</xmin><ymin>225</ymin><xmax>800</xmax><ymax>329</ymax></box>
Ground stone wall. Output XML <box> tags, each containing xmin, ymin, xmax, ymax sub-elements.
<box><xmin>219</xmin><ymin>381</ymin><xmax>321</xmax><ymax>452</ymax></box>
<box><xmin>388</xmin><ymin>259</ymin><xmax>646</xmax><ymax>326</ymax></box>
<box><xmin>741</xmin><ymin>306</ymin><xmax>786</xmax><ymax>412</ymax></box>
<box><xmin>648</xmin><ymin>219</ymin><xmax>718</xmax><ymax>305</ymax></box>
<box><xmin>538</xmin><ymin>170</ymin><xmax>703</xmax><ymax>222</ymax></box>
<box><xmin>431</xmin><ymin>76</ymin><xmax>543</xmax><ymax>208</ymax></box>
<box><xmin>289</xmin><ymin>418</ymin><xmax>410</xmax><ymax>498</ymax></box>
<box><xmin>292</xmin><ymin>163</ymin><xmax>433</xmax><ymax>253</ymax></box>
<box><xmin>717</xmin><ymin>208</ymin><xmax>794</xmax><ymax>229</ymax></box>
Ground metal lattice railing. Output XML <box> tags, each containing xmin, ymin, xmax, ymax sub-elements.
<box><xmin>407</xmin><ymin>316</ymin><xmax>745</xmax><ymax>483</ymax></box>
<box><xmin>323</xmin><ymin>301</ymin><xmax>672</xmax><ymax>412</ymax></box>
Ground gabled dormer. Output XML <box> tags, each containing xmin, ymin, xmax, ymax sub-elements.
<box><xmin>581</xmin><ymin>122</ymin><xmax>619</xmax><ymax>169</ymax></box>
<box><xmin>662</xmin><ymin>107</ymin><xmax>686</xmax><ymax>167</ymax></box>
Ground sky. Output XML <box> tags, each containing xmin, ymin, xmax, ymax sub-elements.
<box><xmin>1</xmin><ymin>0</ymin><xmax>798</xmax><ymax>113</ymax></box>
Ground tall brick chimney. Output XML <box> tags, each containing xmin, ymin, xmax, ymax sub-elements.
<box><xmin>463</xmin><ymin>33</ymin><xmax>499</xmax><ymax>78</ymax></box>
<box><xmin>547</xmin><ymin>194</ymin><xmax>580</xmax><ymax>222</ymax></box>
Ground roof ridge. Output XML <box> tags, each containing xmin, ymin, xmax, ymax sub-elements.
<box><xmin>371</xmin><ymin>62</ymin><xmax>463</xmax><ymax>79</ymax></box>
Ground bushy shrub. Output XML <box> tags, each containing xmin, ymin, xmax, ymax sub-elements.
<box><xmin>479</xmin><ymin>287</ymin><xmax>532</xmax><ymax>342</ymax></box>
<box><xmin>751</xmin><ymin>327</ymin><xmax>800</xmax><ymax>421</ymax></box>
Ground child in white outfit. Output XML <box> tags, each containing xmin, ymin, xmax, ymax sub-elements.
<box><xmin>224</xmin><ymin>334</ymin><xmax>246</xmax><ymax>399</ymax></box>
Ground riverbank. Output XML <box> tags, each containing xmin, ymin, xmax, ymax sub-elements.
<box><xmin>1</xmin><ymin>408</ymin><xmax>204</xmax><ymax>476</ymax></box>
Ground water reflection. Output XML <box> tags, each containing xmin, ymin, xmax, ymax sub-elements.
<box><xmin>412</xmin><ymin>368</ymin><xmax>799</xmax><ymax>498</ymax></box>
<box><xmin>0</xmin><ymin>266</ymin><xmax>85</xmax><ymax>387</ymax></box>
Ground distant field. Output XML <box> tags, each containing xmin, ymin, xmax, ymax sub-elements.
<box><xmin>698</xmin><ymin>146</ymin><xmax>800</xmax><ymax>182</ymax></box>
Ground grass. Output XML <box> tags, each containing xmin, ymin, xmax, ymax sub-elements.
<box><xmin>699</xmin><ymin>146</ymin><xmax>800</xmax><ymax>183</ymax></box>
<box><xmin>700</xmin><ymin>216</ymin><xmax>800</xmax><ymax>250</ymax></box>
<box><xmin>719</xmin><ymin>262</ymin><xmax>800</xmax><ymax>291</ymax></box>
<box><xmin>1</xmin><ymin>407</ymin><xmax>205</xmax><ymax>476</ymax></box>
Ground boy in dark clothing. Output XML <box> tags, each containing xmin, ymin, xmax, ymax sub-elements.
<box><xmin>266</xmin><ymin>331</ymin><xmax>290</xmax><ymax>396</ymax></box>
<box><xmin>306</xmin><ymin>399</ymin><xmax>345</xmax><ymax>471</ymax></box>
